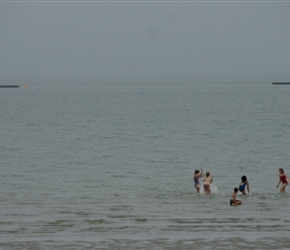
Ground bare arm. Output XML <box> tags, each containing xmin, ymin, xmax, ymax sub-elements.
<box><xmin>247</xmin><ymin>181</ymin><xmax>250</xmax><ymax>193</ymax></box>
<box><xmin>232</xmin><ymin>193</ymin><xmax>236</xmax><ymax>201</ymax></box>
<box><xmin>277</xmin><ymin>179</ymin><xmax>281</xmax><ymax>188</ymax></box>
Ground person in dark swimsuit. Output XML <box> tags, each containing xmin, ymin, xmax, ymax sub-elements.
<box><xmin>193</xmin><ymin>168</ymin><xmax>204</xmax><ymax>193</ymax></box>
<box><xmin>230</xmin><ymin>187</ymin><xmax>242</xmax><ymax>206</ymax></box>
<box><xmin>276</xmin><ymin>168</ymin><xmax>290</xmax><ymax>193</ymax></box>
<box><xmin>239</xmin><ymin>175</ymin><xmax>250</xmax><ymax>195</ymax></box>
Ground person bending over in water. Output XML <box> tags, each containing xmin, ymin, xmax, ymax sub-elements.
<box><xmin>203</xmin><ymin>172</ymin><xmax>213</xmax><ymax>194</ymax></box>
<box><xmin>276</xmin><ymin>168</ymin><xmax>290</xmax><ymax>193</ymax></box>
<box><xmin>239</xmin><ymin>175</ymin><xmax>250</xmax><ymax>195</ymax></box>
<box><xmin>230</xmin><ymin>187</ymin><xmax>242</xmax><ymax>206</ymax></box>
<box><xmin>193</xmin><ymin>168</ymin><xmax>204</xmax><ymax>193</ymax></box>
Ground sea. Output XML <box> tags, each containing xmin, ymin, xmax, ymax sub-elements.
<box><xmin>1</xmin><ymin>77</ymin><xmax>290</xmax><ymax>249</ymax></box>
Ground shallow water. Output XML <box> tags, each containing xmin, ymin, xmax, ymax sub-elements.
<box><xmin>1</xmin><ymin>78</ymin><xmax>290</xmax><ymax>249</ymax></box>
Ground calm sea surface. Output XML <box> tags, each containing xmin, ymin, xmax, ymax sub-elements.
<box><xmin>1</xmin><ymin>78</ymin><xmax>290</xmax><ymax>249</ymax></box>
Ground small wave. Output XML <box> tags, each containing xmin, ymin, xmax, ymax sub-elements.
<box><xmin>84</xmin><ymin>219</ymin><xmax>110</xmax><ymax>224</ymax></box>
<box><xmin>135</xmin><ymin>218</ymin><xmax>148</xmax><ymax>223</ymax></box>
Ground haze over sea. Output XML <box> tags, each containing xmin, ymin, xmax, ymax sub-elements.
<box><xmin>1</xmin><ymin>77</ymin><xmax>290</xmax><ymax>249</ymax></box>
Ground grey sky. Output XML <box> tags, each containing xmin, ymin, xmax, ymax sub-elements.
<box><xmin>0</xmin><ymin>1</ymin><xmax>289</xmax><ymax>79</ymax></box>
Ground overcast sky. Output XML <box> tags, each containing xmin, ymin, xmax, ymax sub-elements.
<box><xmin>0</xmin><ymin>1</ymin><xmax>289</xmax><ymax>80</ymax></box>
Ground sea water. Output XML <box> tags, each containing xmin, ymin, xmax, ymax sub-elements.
<box><xmin>1</xmin><ymin>78</ymin><xmax>290</xmax><ymax>249</ymax></box>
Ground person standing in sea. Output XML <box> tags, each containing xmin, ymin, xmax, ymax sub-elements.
<box><xmin>239</xmin><ymin>175</ymin><xmax>250</xmax><ymax>195</ymax></box>
<box><xmin>193</xmin><ymin>168</ymin><xmax>204</xmax><ymax>193</ymax></box>
<box><xmin>276</xmin><ymin>168</ymin><xmax>290</xmax><ymax>193</ymax></box>
<box><xmin>203</xmin><ymin>172</ymin><xmax>213</xmax><ymax>194</ymax></box>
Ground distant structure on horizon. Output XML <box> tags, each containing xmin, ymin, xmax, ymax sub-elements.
<box><xmin>272</xmin><ymin>82</ymin><xmax>290</xmax><ymax>85</ymax></box>
<box><xmin>0</xmin><ymin>85</ymin><xmax>20</xmax><ymax>88</ymax></box>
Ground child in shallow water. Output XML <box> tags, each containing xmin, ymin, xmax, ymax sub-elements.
<box><xmin>239</xmin><ymin>175</ymin><xmax>250</xmax><ymax>195</ymax></box>
<box><xmin>193</xmin><ymin>168</ymin><xmax>204</xmax><ymax>193</ymax></box>
<box><xmin>230</xmin><ymin>187</ymin><xmax>242</xmax><ymax>206</ymax></box>
<box><xmin>203</xmin><ymin>172</ymin><xmax>213</xmax><ymax>194</ymax></box>
<box><xmin>276</xmin><ymin>168</ymin><xmax>290</xmax><ymax>193</ymax></box>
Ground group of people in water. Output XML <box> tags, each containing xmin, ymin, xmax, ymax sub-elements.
<box><xmin>193</xmin><ymin>168</ymin><xmax>214</xmax><ymax>194</ymax></box>
<box><xmin>193</xmin><ymin>167</ymin><xmax>290</xmax><ymax>207</ymax></box>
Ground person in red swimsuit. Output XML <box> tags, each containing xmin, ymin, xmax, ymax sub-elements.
<box><xmin>276</xmin><ymin>168</ymin><xmax>290</xmax><ymax>193</ymax></box>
